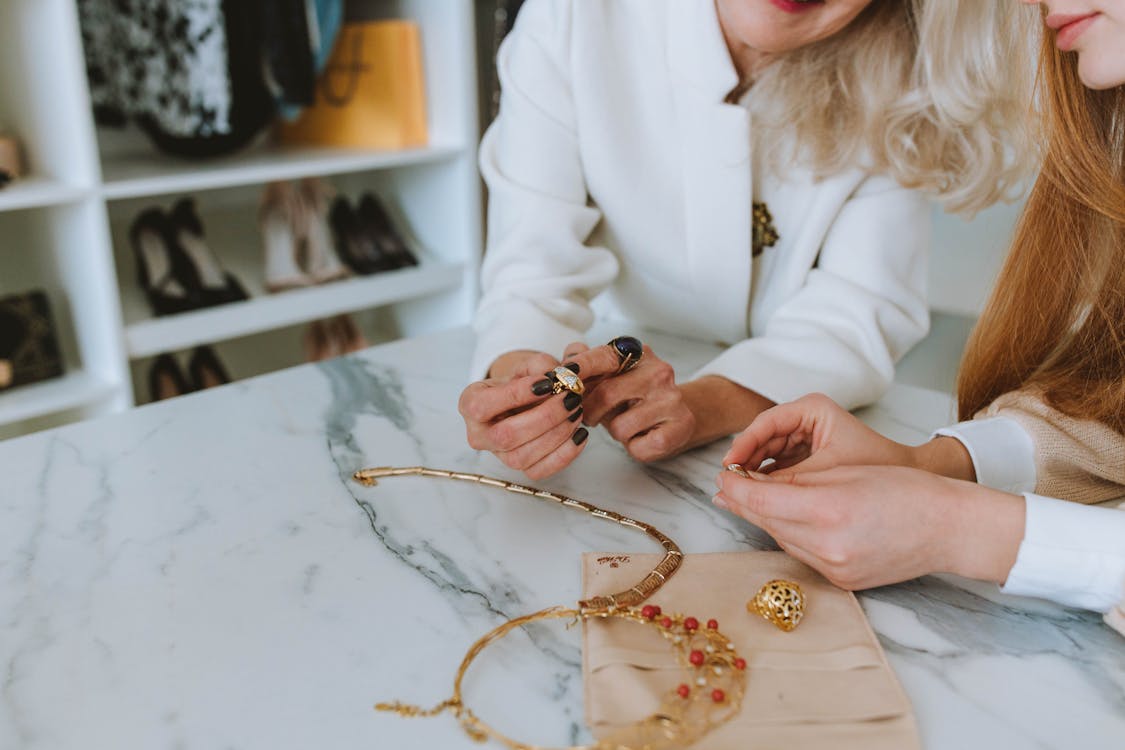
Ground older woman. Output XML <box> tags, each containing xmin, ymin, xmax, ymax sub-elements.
<box><xmin>716</xmin><ymin>0</ymin><xmax>1125</xmax><ymax>633</ymax></box>
<box><xmin>459</xmin><ymin>0</ymin><xmax>1034</xmax><ymax>479</ymax></box>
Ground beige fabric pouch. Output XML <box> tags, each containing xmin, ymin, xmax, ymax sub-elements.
<box><xmin>582</xmin><ymin>551</ymin><xmax>920</xmax><ymax>750</ymax></box>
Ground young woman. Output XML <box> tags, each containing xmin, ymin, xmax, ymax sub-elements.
<box><xmin>458</xmin><ymin>0</ymin><xmax>1036</xmax><ymax>480</ymax></box>
<box><xmin>715</xmin><ymin>0</ymin><xmax>1125</xmax><ymax>634</ymax></box>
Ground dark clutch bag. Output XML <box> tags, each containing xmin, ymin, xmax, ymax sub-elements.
<box><xmin>0</xmin><ymin>291</ymin><xmax>65</xmax><ymax>390</ymax></box>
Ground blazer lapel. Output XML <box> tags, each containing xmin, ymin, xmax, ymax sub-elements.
<box><xmin>666</xmin><ymin>0</ymin><xmax>753</xmax><ymax>344</ymax></box>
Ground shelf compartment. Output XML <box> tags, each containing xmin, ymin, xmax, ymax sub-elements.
<box><xmin>0</xmin><ymin>371</ymin><xmax>117</xmax><ymax>428</ymax></box>
<box><xmin>124</xmin><ymin>260</ymin><xmax>465</xmax><ymax>358</ymax></box>
<box><xmin>101</xmin><ymin>143</ymin><xmax>464</xmax><ymax>201</ymax></box>
<box><xmin>0</xmin><ymin>177</ymin><xmax>89</xmax><ymax>213</ymax></box>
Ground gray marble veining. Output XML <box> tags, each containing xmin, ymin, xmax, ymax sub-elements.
<box><xmin>0</xmin><ymin>326</ymin><xmax>1121</xmax><ymax>749</ymax></box>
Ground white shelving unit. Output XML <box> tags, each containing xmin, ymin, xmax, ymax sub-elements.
<box><xmin>0</xmin><ymin>0</ymin><xmax>482</xmax><ymax>439</ymax></box>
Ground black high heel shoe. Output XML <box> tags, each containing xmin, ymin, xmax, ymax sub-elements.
<box><xmin>329</xmin><ymin>197</ymin><xmax>396</xmax><ymax>275</ymax></box>
<box><xmin>130</xmin><ymin>208</ymin><xmax>204</xmax><ymax>316</ymax></box>
<box><xmin>148</xmin><ymin>353</ymin><xmax>193</xmax><ymax>402</ymax></box>
<box><xmin>169</xmin><ymin>198</ymin><xmax>249</xmax><ymax>307</ymax></box>
<box><xmin>358</xmin><ymin>192</ymin><xmax>419</xmax><ymax>268</ymax></box>
<box><xmin>188</xmin><ymin>345</ymin><xmax>231</xmax><ymax>389</ymax></box>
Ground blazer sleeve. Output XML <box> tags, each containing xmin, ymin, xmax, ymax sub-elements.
<box><xmin>694</xmin><ymin>177</ymin><xmax>931</xmax><ymax>409</ymax></box>
<box><xmin>470</xmin><ymin>0</ymin><xmax>619</xmax><ymax>379</ymax></box>
<box><xmin>976</xmin><ymin>389</ymin><xmax>1125</xmax><ymax>505</ymax></box>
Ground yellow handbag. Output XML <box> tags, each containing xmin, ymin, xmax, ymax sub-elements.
<box><xmin>278</xmin><ymin>20</ymin><xmax>428</xmax><ymax>150</ymax></box>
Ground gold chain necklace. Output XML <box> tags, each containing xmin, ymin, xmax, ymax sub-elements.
<box><xmin>353</xmin><ymin>466</ymin><xmax>748</xmax><ymax>750</ymax></box>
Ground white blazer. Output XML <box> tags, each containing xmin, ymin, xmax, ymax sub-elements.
<box><xmin>472</xmin><ymin>0</ymin><xmax>931</xmax><ymax>410</ymax></box>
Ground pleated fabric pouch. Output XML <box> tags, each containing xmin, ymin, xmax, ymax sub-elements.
<box><xmin>582</xmin><ymin>551</ymin><xmax>920</xmax><ymax>750</ymax></box>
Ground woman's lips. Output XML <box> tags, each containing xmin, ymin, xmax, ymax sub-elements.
<box><xmin>1046</xmin><ymin>12</ymin><xmax>1100</xmax><ymax>51</ymax></box>
<box><xmin>769</xmin><ymin>0</ymin><xmax>825</xmax><ymax>14</ymax></box>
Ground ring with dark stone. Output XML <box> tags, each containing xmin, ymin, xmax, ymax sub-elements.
<box><xmin>608</xmin><ymin>336</ymin><xmax>643</xmax><ymax>374</ymax></box>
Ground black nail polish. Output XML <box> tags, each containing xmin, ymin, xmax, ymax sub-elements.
<box><xmin>568</xmin><ymin>407</ymin><xmax>584</xmax><ymax>423</ymax></box>
<box><xmin>572</xmin><ymin>427</ymin><xmax>589</xmax><ymax>446</ymax></box>
<box><xmin>532</xmin><ymin>379</ymin><xmax>553</xmax><ymax>396</ymax></box>
<box><xmin>564</xmin><ymin>362</ymin><xmax>580</xmax><ymax>373</ymax></box>
<box><xmin>563</xmin><ymin>392</ymin><xmax>582</xmax><ymax>411</ymax></box>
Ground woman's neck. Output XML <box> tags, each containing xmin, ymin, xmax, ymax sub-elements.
<box><xmin>715</xmin><ymin>5</ymin><xmax>774</xmax><ymax>94</ymax></box>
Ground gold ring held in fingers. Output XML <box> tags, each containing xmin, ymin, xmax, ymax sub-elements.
<box><xmin>549</xmin><ymin>365</ymin><xmax>584</xmax><ymax>395</ymax></box>
<box><xmin>748</xmin><ymin>579</ymin><xmax>806</xmax><ymax>632</ymax></box>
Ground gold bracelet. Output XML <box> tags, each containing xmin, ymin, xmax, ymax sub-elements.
<box><xmin>353</xmin><ymin>466</ymin><xmax>748</xmax><ymax>750</ymax></box>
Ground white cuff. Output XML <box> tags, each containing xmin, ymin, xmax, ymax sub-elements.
<box><xmin>1000</xmin><ymin>494</ymin><xmax>1125</xmax><ymax>613</ymax></box>
<box><xmin>934</xmin><ymin>417</ymin><xmax>1036</xmax><ymax>494</ymax></box>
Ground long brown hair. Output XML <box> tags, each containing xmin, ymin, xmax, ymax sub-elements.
<box><xmin>957</xmin><ymin>28</ymin><xmax>1125</xmax><ymax>431</ymax></box>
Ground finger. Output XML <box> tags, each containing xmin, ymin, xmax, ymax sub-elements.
<box><xmin>495</xmin><ymin>412</ymin><xmax>586</xmax><ymax>473</ymax></box>
<box><xmin>626</xmin><ymin>421</ymin><xmax>691</xmax><ymax>462</ymax></box>
<box><xmin>768</xmin><ymin>449</ymin><xmax>848</xmax><ymax>478</ymax></box>
<box><xmin>562</xmin><ymin>341</ymin><xmax>589</xmax><ymax>362</ymax></box>
<box><xmin>774</xmin><ymin>538</ymin><xmax>830</xmax><ymax>577</ymax></box>
<box><xmin>722</xmin><ymin>401</ymin><xmax>813</xmax><ymax>467</ymax></box>
<box><xmin>582</xmin><ymin>367</ymin><xmax>652</xmax><ymax>425</ymax></box>
<box><xmin>508</xmin><ymin>352</ymin><xmax>562</xmax><ymax>379</ymax></box>
<box><xmin>565</xmin><ymin>342</ymin><xmax>627</xmax><ymax>381</ymax></box>
<box><xmin>712</xmin><ymin>490</ymin><xmax>812</xmax><ymax>542</ymax></box>
<box><xmin>523</xmin><ymin>426</ymin><xmax>591</xmax><ymax>480</ymax></box>
<box><xmin>603</xmin><ymin>400</ymin><xmax>668</xmax><ymax>444</ymax></box>
<box><xmin>483</xmin><ymin>390</ymin><xmax>584</xmax><ymax>452</ymax></box>
<box><xmin>459</xmin><ymin>372</ymin><xmax>565</xmax><ymax>425</ymax></box>
<box><xmin>714</xmin><ymin>472</ymin><xmax>822</xmax><ymax>523</ymax></box>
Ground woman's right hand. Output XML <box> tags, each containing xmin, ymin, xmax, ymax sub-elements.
<box><xmin>723</xmin><ymin>393</ymin><xmax>917</xmax><ymax>476</ymax></box>
<box><xmin>458</xmin><ymin>351</ymin><xmax>590</xmax><ymax>480</ymax></box>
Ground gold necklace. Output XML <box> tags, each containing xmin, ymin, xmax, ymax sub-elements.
<box><xmin>353</xmin><ymin>466</ymin><xmax>748</xmax><ymax>750</ymax></box>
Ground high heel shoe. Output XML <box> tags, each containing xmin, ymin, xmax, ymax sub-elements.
<box><xmin>130</xmin><ymin>208</ymin><xmax>203</xmax><ymax>316</ymax></box>
<box><xmin>149</xmin><ymin>353</ymin><xmax>192</xmax><ymax>402</ymax></box>
<box><xmin>330</xmin><ymin>314</ymin><xmax>369</xmax><ymax>354</ymax></box>
<box><xmin>188</xmin><ymin>345</ymin><xmax>232</xmax><ymax>389</ymax></box>
<box><xmin>169</xmin><ymin>198</ymin><xmax>249</xmax><ymax>307</ymax></box>
<box><xmin>260</xmin><ymin>182</ymin><xmax>314</xmax><ymax>292</ymax></box>
<box><xmin>329</xmin><ymin>197</ymin><xmax>396</xmax><ymax>275</ymax></box>
<box><xmin>358</xmin><ymin>192</ymin><xmax>418</xmax><ymax>268</ymax></box>
<box><xmin>299</xmin><ymin>179</ymin><xmax>351</xmax><ymax>284</ymax></box>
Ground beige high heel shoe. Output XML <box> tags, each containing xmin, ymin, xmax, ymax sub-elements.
<box><xmin>260</xmin><ymin>182</ymin><xmax>313</xmax><ymax>292</ymax></box>
<box><xmin>299</xmin><ymin>179</ymin><xmax>351</xmax><ymax>284</ymax></box>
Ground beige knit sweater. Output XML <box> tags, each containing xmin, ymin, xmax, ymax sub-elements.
<box><xmin>977</xmin><ymin>389</ymin><xmax>1125</xmax><ymax>635</ymax></box>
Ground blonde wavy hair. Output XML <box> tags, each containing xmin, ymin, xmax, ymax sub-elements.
<box><xmin>752</xmin><ymin>0</ymin><xmax>1039</xmax><ymax>216</ymax></box>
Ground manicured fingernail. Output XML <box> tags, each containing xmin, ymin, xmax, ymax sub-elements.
<box><xmin>572</xmin><ymin>427</ymin><xmax>589</xmax><ymax>446</ymax></box>
<box><xmin>568</xmin><ymin>407</ymin><xmax>584</xmax><ymax>423</ymax></box>
<box><xmin>712</xmin><ymin>494</ymin><xmax>730</xmax><ymax>510</ymax></box>
<box><xmin>563</xmin><ymin>392</ymin><xmax>582</xmax><ymax>410</ymax></box>
<box><xmin>532</xmin><ymin>379</ymin><xmax>553</xmax><ymax>396</ymax></box>
<box><xmin>564</xmin><ymin>362</ymin><xmax>580</xmax><ymax>373</ymax></box>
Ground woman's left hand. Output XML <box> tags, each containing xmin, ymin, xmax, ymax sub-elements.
<box><xmin>712</xmin><ymin>465</ymin><xmax>1026</xmax><ymax>590</ymax></box>
<box><xmin>564</xmin><ymin>342</ymin><xmax>696</xmax><ymax>462</ymax></box>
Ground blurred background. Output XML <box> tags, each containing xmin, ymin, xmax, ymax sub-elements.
<box><xmin>0</xmin><ymin>0</ymin><xmax>1020</xmax><ymax>441</ymax></box>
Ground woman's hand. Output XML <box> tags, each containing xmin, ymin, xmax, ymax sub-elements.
<box><xmin>458</xmin><ymin>351</ymin><xmax>589</xmax><ymax>480</ymax></box>
<box><xmin>723</xmin><ymin>393</ymin><xmax>976</xmax><ymax>481</ymax></box>
<box><xmin>712</xmin><ymin>465</ymin><xmax>1026</xmax><ymax>590</ymax></box>
<box><xmin>564</xmin><ymin>342</ymin><xmax>696</xmax><ymax>462</ymax></box>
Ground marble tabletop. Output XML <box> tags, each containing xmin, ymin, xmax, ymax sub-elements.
<box><xmin>1</xmin><ymin>325</ymin><xmax>1122</xmax><ymax>750</ymax></box>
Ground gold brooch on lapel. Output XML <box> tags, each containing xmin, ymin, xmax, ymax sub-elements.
<box><xmin>752</xmin><ymin>202</ymin><xmax>779</xmax><ymax>258</ymax></box>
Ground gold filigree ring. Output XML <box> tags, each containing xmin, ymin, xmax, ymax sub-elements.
<box><xmin>748</xmin><ymin>579</ymin><xmax>806</xmax><ymax>632</ymax></box>
<box><xmin>549</xmin><ymin>365</ymin><xmax>584</xmax><ymax>395</ymax></box>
